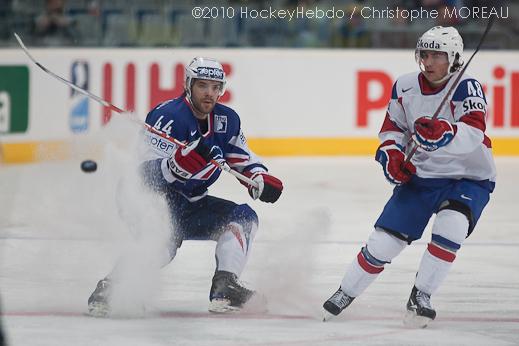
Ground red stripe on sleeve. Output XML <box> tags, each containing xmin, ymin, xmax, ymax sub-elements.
<box><xmin>379</xmin><ymin>112</ymin><xmax>404</xmax><ymax>135</ymax></box>
<box><xmin>459</xmin><ymin>111</ymin><xmax>486</xmax><ymax>132</ymax></box>
<box><xmin>226</xmin><ymin>157</ymin><xmax>248</xmax><ymax>164</ymax></box>
<box><xmin>483</xmin><ymin>135</ymin><xmax>492</xmax><ymax>148</ymax></box>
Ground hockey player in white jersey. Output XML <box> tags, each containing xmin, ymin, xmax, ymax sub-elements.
<box><xmin>323</xmin><ymin>26</ymin><xmax>496</xmax><ymax>327</ymax></box>
<box><xmin>87</xmin><ymin>57</ymin><xmax>283</xmax><ymax>316</ymax></box>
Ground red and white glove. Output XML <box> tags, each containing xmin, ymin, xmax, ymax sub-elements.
<box><xmin>167</xmin><ymin>138</ymin><xmax>219</xmax><ymax>181</ymax></box>
<box><xmin>243</xmin><ymin>171</ymin><xmax>283</xmax><ymax>203</ymax></box>
<box><xmin>413</xmin><ymin>116</ymin><xmax>457</xmax><ymax>151</ymax></box>
<box><xmin>375</xmin><ymin>140</ymin><xmax>416</xmax><ymax>185</ymax></box>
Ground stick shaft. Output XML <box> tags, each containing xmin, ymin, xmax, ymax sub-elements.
<box><xmin>14</xmin><ymin>33</ymin><xmax>258</xmax><ymax>188</ymax></box>
<box><xmin>404</xmin><ymin>18</ymin><xmax>494</xmax><ymax>163</ymax></box>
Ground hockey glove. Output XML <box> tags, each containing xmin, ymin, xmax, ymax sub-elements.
<box><xmin>195</xmin><ymin>141</ymin><xmax>225</xmax><ymax>164</ymax></box>
<box><xmin>168</xmin><ymin>138</ymin><xmax>223</xmax><ymax>181</ymax></box>
<box><xmin>375</xmin><ymin>140</ymin><xmax>416</xmax><ymax>185</ymax></box>
<box><xmin>413</xmin><ymin>116</ymin><xmax>456</xmax><ymax>151</ymax></box>
<box><xmin>244</xmin><ymin>171</ymin><xmax>283</xmax><ymax>203</ymax></box>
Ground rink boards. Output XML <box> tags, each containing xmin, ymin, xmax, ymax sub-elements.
<box><xmin>0</xmin><ymin>48</ymin><xmax>518</xmax><ymax>162</ymax></box>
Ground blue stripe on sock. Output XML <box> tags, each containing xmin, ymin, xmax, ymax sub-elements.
<box><xmin>361</xmin><ymin>246</ymin><xmax>388</xmax><ymax>266</ymax></box>
<box><xmin>432</xmin><ymin>234</ymin><xmax>461</xmax><ymax>251</ymax></box>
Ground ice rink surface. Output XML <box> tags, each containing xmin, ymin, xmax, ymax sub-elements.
<box><xmin>1</xmin><ymin>142</ymin><xmax>518</xmax><ymax>345</ymax></box>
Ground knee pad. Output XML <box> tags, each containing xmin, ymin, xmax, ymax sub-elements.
<box><xmin>438</xmin><ymin>199</ymin><xmax>474</xmax><ymax>234</ymax></box>
<box><xmin>228</xmin><ymin>204</ymin><xmax>258</xmax><ymax>234</ymax></box>
<box><xmin>429</xmin><ymin>209</ymin><xmax>468</xmax><ymax>262</ymax></box>
<box><xmin>358</xmin><ymin>228</ymin><xmax>408</xmax><ymax>273</ymax></box>
<box><xmin>222</xmin><ymin>205</ymin><xmax>258</xmax><ymax>251</ymax></box>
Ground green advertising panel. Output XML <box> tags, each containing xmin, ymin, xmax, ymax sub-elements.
<box><xmin>0</xmin><ymin>66</ymin><xmax>29</xmax><ymax>133</ymax></box>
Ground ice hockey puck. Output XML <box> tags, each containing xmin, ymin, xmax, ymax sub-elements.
<box><xmin>80</xmin><ymin>160</ymin><xmax>97</xmax><ymax>173</ymax></box>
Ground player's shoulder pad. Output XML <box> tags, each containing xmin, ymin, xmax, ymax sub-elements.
<box><xmin>146</xmin><ymin>97</ymin><xmax>190</xmax><ymax>124</ymax></box>
<box><xmin>391</xmin><ymin>72</ymin><xmax>419</xmax><ymax>100</ymax></box>
<box><xmin>214</xmin><ymin>102</ymin><xmax>239</xmax><ymax>119</ymax></box>
<box><xmin>452</xmin><ymin>75</ymin><xmax>487</xmax><ymax>103</ymax></box>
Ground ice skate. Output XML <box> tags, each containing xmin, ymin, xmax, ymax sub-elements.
<box><xmin>322</xmin><ymin>287</ymin><xmax>355</xmax><ymax>321</ymax></box>
<box><xmin>87</xmin><ymin>278</ymin><xmax>111</xmax><ymax>318</ymax></box>
<box><xmin>208</xmin><ymin>271</ymin><xmax>264</xmax><ymax>313</ymax></box>
<box><xmin>403</xmin><ymin>286</ymin><xmax>436</xmax><ymax>328</ymax></box>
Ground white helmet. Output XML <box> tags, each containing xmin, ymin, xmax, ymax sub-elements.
<box><xmin>184</xmin><ymin>57</ymin><xmax>226</xmax><ymax>99</ymax></box>
<box><xmin>415</xmin><ymin>26</ymin><xmax>464</xmax><ymax>79</ymax></box>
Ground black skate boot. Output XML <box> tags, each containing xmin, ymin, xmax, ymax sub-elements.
<box><xmin>87</xmin><ymin>278</ymin><xmax>111</xmax><ymax>318</ymax></box>
<box><xmin>209</xmin><ymin>271</ymin><xmax>260</xmax><ymax>313</ymax></box>
<box><xmin>404</xmin><ymin>285</ymin><xmax>436</xmax><ymax>328</ymax></box>
<box><xmin>323</xmin><ymin>287</ymin><xmax>355</xmax><ymax>321</ymax></box>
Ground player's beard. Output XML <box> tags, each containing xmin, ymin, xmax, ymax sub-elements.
<box><xmin>191</xmin><ymin>95</ymin><xmax>216</xmax><ymax>118</ymax></box>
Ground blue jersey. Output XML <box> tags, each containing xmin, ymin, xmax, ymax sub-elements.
<box><xmin>140</xmin><ymin>94</ymin><xmax>266</xmax><ymax>201</ymax></box>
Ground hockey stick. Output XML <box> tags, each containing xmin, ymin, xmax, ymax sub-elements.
<box><xmin>404</xmin><ymin>17</ymin><xmax>495</xmax><ymax>163</ymax></box>
<box><xmin>14</xmin><ymin>33</ymin><xmax>258</xmax><ymax>188</ymax></box>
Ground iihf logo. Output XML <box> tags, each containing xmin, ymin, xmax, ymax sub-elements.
<box><xmin>215</xmin><ymin>115</ymin><xmax>227</xmax><ymax>133</ymax></box>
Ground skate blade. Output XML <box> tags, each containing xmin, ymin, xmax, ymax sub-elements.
<box><xmin>208</xmin><ymin>299</ymin><xmax>241</xmax><ymax>313</ymax></box>
<box><xmin>322</xmin><ymin>309</ymin><xmax>336</xmax><ymax>322</ymax></box>
<box><xmin>403</xmin><ymin>310</ymin><xmax>432</xmax><ymax>328</ymax></box>
<box><xmin>87</xmin><ymin>302</ymin><xmax>111</xmax><ymax>318</ymax></box>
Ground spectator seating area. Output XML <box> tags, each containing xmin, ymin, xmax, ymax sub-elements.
<box><xmin>0</xmin><ymin>0</ymin><xmax>517</xmax><ymax>49</ymax></box>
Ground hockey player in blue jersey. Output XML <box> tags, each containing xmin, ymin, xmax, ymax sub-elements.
<box><xmin>88</xmin><ymin>57</ymin><xmax>283</xmax><ymax>316</ymax></box>
<box><xmin>323</xmin><ymin>26</ymin><xmax>495</xmax><ymax>327</ymax></box>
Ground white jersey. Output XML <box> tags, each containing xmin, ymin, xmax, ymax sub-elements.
<box><xmin>379</xmin><ymin>71</ymin><xmax>496</xmax><ymax>182</ymax></box>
